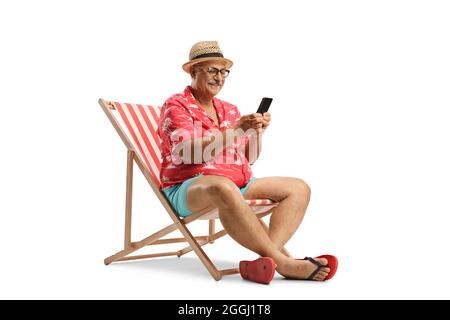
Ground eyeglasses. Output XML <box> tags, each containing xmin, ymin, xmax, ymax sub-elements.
<box><xmin>201</xmin><ymin>67</ymin><xmax>230</xmax><ymax>78</ymax></box>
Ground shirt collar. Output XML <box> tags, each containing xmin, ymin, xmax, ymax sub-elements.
<box><xmin>185</xmin><ymin>86</ymin><xmax>223</xmax><ymax>113</ymax></box>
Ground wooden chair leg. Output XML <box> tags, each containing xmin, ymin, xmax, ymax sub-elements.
<box><xmin>124</xmin><ymin>150</ymin><xmax>134</xmax><ymax>250</ymax></box>
<box><xmin>176</xmin><ymin>222</ymin><xmax>222</xmax><ymax>281</ymax></box>
<box><xmin>104</xmin><ymin>223</ymin><xmax>178</xmax><ymax>265</ymax></box>
<box><xmin>208</xmin><ymin>219</ymin><xmax>215</xmax><ymax>243</ymax></box>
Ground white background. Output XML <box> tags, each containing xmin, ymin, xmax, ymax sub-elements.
<box><xmin>1</xmin><ymin>0</ymin><xmax>449</xmax><ymax>299</ymax></box>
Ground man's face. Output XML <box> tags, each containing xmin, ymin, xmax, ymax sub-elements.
<box><xmin>191</xmin><ymin>61</ymin><xmax>229</xmax><ymax>97</ymax></box>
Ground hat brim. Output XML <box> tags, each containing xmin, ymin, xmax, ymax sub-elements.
<box><xmin>182</xmin><ymin>57</ymin><xmax>233</xmax><ymax>73</ymax></box>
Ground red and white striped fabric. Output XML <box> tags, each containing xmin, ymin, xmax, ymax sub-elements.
<box><xmin>111</xmin><ymin>101</ymin><xmax>277</xmax><ymax>217</ymax></box>
<box><xmin>113</xmin><ymin>102</ymin><xmax>162</xmax><ymax>186</ymax></box>
<box><xmin>246</xmin><ymin>199</ymin><xmax>272</xmax><ymax>206</ymax></box>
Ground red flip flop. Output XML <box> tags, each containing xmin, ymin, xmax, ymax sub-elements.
<box><xmin>239</xmin><ymin>257</ymin><xmax>277</xmax><ymax>284</ymax></box>
<box><xmin>303</xmin><ymin>254</ymin><xmax>338</xmax><ymax>280</ymax></box>
<box><xmin>317</xmin><ymin>255</ymin><xmax>338</xmax><ymax>280</ymax></box>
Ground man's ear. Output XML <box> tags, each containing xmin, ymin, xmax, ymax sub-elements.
<box><xmin>190</xmin><ymin>68</ymin><xmax>197</xmax><ymax>79</ymax></box>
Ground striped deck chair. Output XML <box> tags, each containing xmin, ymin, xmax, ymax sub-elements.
<box><xmin>98</xmin><ymin>98</ymin><xmax>285</xmax><ymax>280</ymax></box>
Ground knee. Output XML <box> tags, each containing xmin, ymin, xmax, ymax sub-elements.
<box><xmin>207</xmin><ymin>176</ymin><xmax>239</xmax><ymax>199</ymax></box>
<box><xmin>292</xmin><ymin>178</ymin><xmax>311</xmax><ymax>203</ymax></box>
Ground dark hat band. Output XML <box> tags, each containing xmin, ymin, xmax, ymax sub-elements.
<box><xmin>191</xmin><ymin>52</ymin><xmax>224</xmax><ymax>60</ymax></box>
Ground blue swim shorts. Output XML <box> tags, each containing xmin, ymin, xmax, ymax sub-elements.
<box><xmin>162</xmin><ymin>176</ymin><xmax>256</xmax><ymax>218</ymax></box>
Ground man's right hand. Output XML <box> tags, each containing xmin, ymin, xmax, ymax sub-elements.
<box><xmin>234</xmin><ymin>113</ymin><xmax>264</xmax><ymax>134</ymax></box>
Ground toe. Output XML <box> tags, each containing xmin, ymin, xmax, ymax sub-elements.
<box><xmin>318</xmin><ymin>269</ymin><xmax>328</xmax><ymax>276</ymax></box>
<box><xmin>314</xmin><ymin>273</ymin><xmax>325</xmax><ymax>281</ymax></box>
<box><xmin>316</xmin><ymin>257</ymin><xmax>328</xmax><ymax>266</ymax></box>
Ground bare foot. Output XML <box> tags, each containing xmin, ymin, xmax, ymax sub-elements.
<box><xmin>276</xmin><ymin>257</ymin><xmax>331</xmax><ymax>281</ymax></box>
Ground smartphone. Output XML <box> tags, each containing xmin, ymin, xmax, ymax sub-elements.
<box><xmin>257</xmin><ymin>97</ymin><xmax>273</xmax><ymax>114</ymax></box>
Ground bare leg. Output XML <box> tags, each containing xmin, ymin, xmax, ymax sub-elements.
<box><xmin>244</xmin><ymin>177</ymin><xmax>311</xmax><ymax>249</ymax></box>
<box><xmin>187</xmin><ymin>176</ymin><xmax>285</xmax><ymax>259</ymax></box>
<box><xmin>186</xmin><ymin>175</ymin><xmax>330</xmax><ymax>280</ymax></box>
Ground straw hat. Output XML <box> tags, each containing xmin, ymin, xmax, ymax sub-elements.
<box><xmin>182</xmin><ymin>41</ymin><xmax>233</xmax><ymax>73</ymax></box>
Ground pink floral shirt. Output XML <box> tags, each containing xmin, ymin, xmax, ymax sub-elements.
<box><xmin>158</xmin><ymin>86</ymin><xmax>253</xmax><ymax>189</ymax></box>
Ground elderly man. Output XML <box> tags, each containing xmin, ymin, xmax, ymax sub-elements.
<box><xmin>158</xmin><ymin>41</ymin><xmax>337</xmax><ymax>283</ymax></box>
